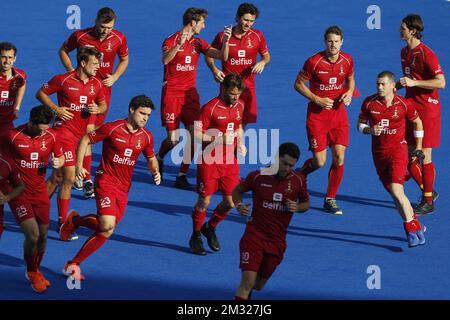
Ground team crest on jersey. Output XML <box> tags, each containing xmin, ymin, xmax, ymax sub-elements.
<box><xmin>11</xmin><ymin>80</ymin><xmax>17</xmax><ymax>90</ymax></box>
<box><xmin>136</xmin><ymin>138</ymin><xmax>142</xmax><ymax>149</ymax></box>
<box><xmin>339</xmin><ymin>64</ymin><xmax>345</xmax><ymax>76</ymax></box>
<box><xmin>236</xmin><ymin>109</ymin><xmax>241</xmax><ymax>120</ymax></box>
<box><xmin>285</xmin><ymin>180</ymin><xmax>292</xmax><ymax>193</ymax></box>
<box><xmin>246</xmin><ymin>38</ymin><xmax>253</xmax><ymax>48</ymax></box>
<box><xmin>41</xmin><ymin>140</ymin><xmax>47</xmax><ymax>151</ymax></box>
<box><xmin>106</xmin><ymin>41</ymin><xmax>112</xmax><ymax>52</ymax></box>
<box><xmin>392</xmin><ymin>107</ymin><xmax>399</xmax><ymax>119</ymax></box>
<box><xmin>90</xmin><ymin>84</ymin><xmax>95</xmax><ymax>95</ymax></box>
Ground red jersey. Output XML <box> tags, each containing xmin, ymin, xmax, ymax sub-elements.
<box><xmin>241</xmin><ymin>170</ymin><xmax>309</xmax><ymax>243</ymax></box>
<box><xmin>162</xmin><ymin>32</ymin><xmax>211</xmax><ymax>92</ymax></box>
<box><xmin>64</xmin><ymin>27</ymin><xmax>129</xmax><ymax>80</ymax></box>
<box><xmin>0</xmin><ymin>68</ymin><xmax>26</xmax><ymax>127</ymax></box>
<box><xmin>41</xmin><ymin>70</ymin><xmax>105</xmax><ymax>139</ymax></box>
<box><xmin>3</xmin><ymin>124</ymin><xmax>63</xmax><ymax>193</ymax></box>
<box><xmin>300</xmin><ymin>51</ymin><xmax>354</xmax><ymax>112</ymax></box>
<box><xmin>0</xmin><ymin>155</ymin><xmax>22</xmax><ymax>195</ymax></box>
<box><xmin>211</xmin><ymin>28</ymin><xmax>268</xmax><ymax>88</ymax></box>
<box><xmin>196</xmin><ymin>97</ymin><xmax>244</xmax><ymax>164</ymax></box>
<box><xmin>359</xmin><ymin>94</ymin><xmax>419</xmax><ymax>152</ymax></box>
<box><xmin>88</xmin><ymin>119</ymin><xmax>155</xmax><ymax>191</ymax></box>
<box><xmin>401</xmin><ymin>42</ymin><xmax>444</xmax><ymax>117</ymax></box>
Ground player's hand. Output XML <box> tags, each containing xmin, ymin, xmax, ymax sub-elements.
<box><xmin>285</xmin><ymin>199</ymin><xmax>299</xmax><ymax>213</ymax></box>
<box><xmin>153</xmin><ymin>171</ymin><xmax>161</xmax><ymax>185</ymax></box>
<box><xmin>314</xmin><ymin>96</ymin><xmax>334</xmax><ymax>110</ymax></box>
<box><xmin>251</xmin><ymin>61</ymin><xmax>266</xmax><ymax>74</ymax></box>
<box><xmin>237</xmin><ymin>144</ymin><xmax>247</xmax><ymax>157</ymax></box>
<box><xmin>236</xmin><ymin>203</ymin><xmax>251</xmax><ymax>216</ymax></box>
<box><xmin>0</xmin><ymin>191</ymin><xmax>9</xmax><ymax>205</ymax></box>
<box><xmin>56</xmin><ymin>106</ymin><xmax>74</xmax><ymax>121</ymax></box>
<box><xmin>103</xmin><ymin>74</ymin><xmax>117</xmax><ymax>88</ymax></box>
<box><xmin>340</xmin><ymin>91</ymin><xmax>353</xmax><ymax>106</ymax></box>
<box><xmin>213</xmin><ymin>69</ymin><xmax>225</xmax><ymax>83</ymax></box>
<box><xmin>13</xmin><ymin>108</ymin><xmax>20</xmax><ymax>120</ymax></box>
<box><xmin>371</xmin><ymin>123</ymin><xmax>384</xmax><ymax>136</ymax></box>
<box><xmin>223</xmin><ymin>25</ymin><xmax>232</xmax><ymax>43</ymax></box>
<box><xmin>51</xmin><ymin>153</ymin><xmax>63</xmax><ymax>169</ymax></box>
<box><xmin>411</xmin><ymin>149</ymin><xmax>425</xmax><ymax>165</ymax></box>
<box><xmin>76</xmin><ymin>167</ymin><xmax>89</xmax><ymax>180</ymax></box>
<box><xmin>178</xmin><ymin>32</ymin><xmax>190</xmax><ymax>46</ymax></box>
<box><xmin>88</xmin><ymin>102</ymin><xmax>100</xmax><ymax>114</ymax></box>
<box><xmin>399</xmin><ymin>76</ymin><xmax>416</xmax><ymax>88</ymax></box>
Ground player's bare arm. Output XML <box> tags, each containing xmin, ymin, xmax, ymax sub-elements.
<box><xmin>340</xmin><ymin>73</ymin><xmax>355</xmax><ymax>106</ymax></box>
<box><xmin>51</xmin><ymin>153</ymin><xmax>65</xmax><ymax>169</ymax></box>
<box><xmin>205</xmin><ymin>56</ymin><xmax>225</xmax><ymax>82</ymax></box>
<box><xmin>13</xmin><ymin>82</ymin><xmax>26</xmax><ymax>119</ymax></box>
<box><xmin>399</xmin><ymin>73</ymin><xmax>445</xmax><ymax>90</ymax></box>
<box><xmin>232</xmin><ymin>183</ymin><xmax>251</xmax><ymax>216</ymax></box>
<box><xmin>251</xmin><ymin>52</ymin><xmax>270</xmax><ymax>74</ymax></box>
<box><xmin>357</xmin><ymin>117</ymin><xmax>382</xmax><ymax>136</ymax></box>
<box><xmin>294</xmin><ymin>74</ymin><xmax>334</xmax><ymax>109</ymax></box>
<box><xmin>147</xmin><ymin>156</ymin><xmax>161</xmax><ymax>185</ymax></box>
<box><xmin>237</xmin><ymin>124</ymin><xmax>247</xmax><ymax>156</ymax></box>
<box><xmin>75</xmin><ymin>135</ymin><xmax>92</xmax><ymax>180</ymax></box>
<box><xmin>0</xmin><ymin>181</ymin><xmax>25</xmax><ymax>205</ymax></box>
<box><xmin>104</xmin><ymin>55</ymin><xmax>129</xmax><ymax>87</ymax></box>
<box><xmin>36</xmin><ymin>88</ymin><xmax>74</xmax><ymax>121</ymax></box>
<box><xmin>162</xmin><ymin>33</ymin><xmax>189</xmax><ymax>65</ymax></box>
<box><xmin>58</xmin><ymin>43</ymin><xmax>75</xmax><ymax>72</ymax></box>
<box><xmin>88</xmin><ymin>99</ymin><xmax>107</xmax><ymax>115</ymax></box>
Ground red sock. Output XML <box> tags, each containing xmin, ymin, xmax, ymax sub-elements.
<box><xmin>73</xmin><ymin>214</ymin><xmax>99</xmax><ymax>231</ymax></box>
<box><xmin>36</xmin><ymin>251</ymin><xmax>44</xmax><ymax>270</ymax></box>
<box><xmin>157</xmin><ymin>139</ymin><xmax>173</xmax><ymax>159</ymax></box>
<box><xmin>327</xmin><ymin>164</ymin><xmax>344</xmax><ymax>199</ymax></box>
<box><xmin>300</xmin><ymin>158</ymin><xmax>318</xmax><ymax>176</ymax></box>
<box><xmin>57</xmin><ymin>198</ymin><xmax>70</xmax><ymax>225</ymax></box>
<box><xmin>83</xmin><ymin>155</ymin><xmax>92</xmax><ymax>181</ymax></box>
<box><xmin>422</xmin><ymin>162</ymin><xmax>435</xmax><ymax>205</ymax></box>
<box><xmin>408</xmin><ymin>158</ymin><xmax>423</xmax><ymax>190</ymax></box>
<box><xmin>24</xmin><ymin>253</ymin><xmax>38</xmax><ymax>272</ymax></box>
<box><xmin>234</xmin><ymin>296</ymin><xmax>247</xmax><ymax>300</ymax></box>
<box><xmin>208</xmin><ymin>206</ymin><xmax>230</xmax><ymax>229</ymax></box>
<box><xmin>403</xmin><ymin>219</ymin><xmax>421</xmax><ymax>234</ymax></box>
<box><xmin>71</xmin><ymin>233</ymin><xmax>108</xmax><ymax>265</ymax></box>
<box><xmin>192</xmin><ymin>208</ymin><xmax>206</xmax><ymax>233</ymax></box>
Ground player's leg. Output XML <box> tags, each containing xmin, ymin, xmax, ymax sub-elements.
<box><xmin>78</xmin><ymin>124</ymin><xmax>96</xmax><ymax>199</ymax></box>
<box><xmin>415</xmin><ymin>147</ymin><xmax>436</xmax><ymax>214</ymax></box>
<box><xmin>202</xmin><ymin>194</ymin><xmax>234</xmax><ymax>252</ymax></box>
<box><xmin>46</xmin><ymin>167</ymin><xmax>62</xmax><ymax>198</ymax></box>
<box><xmin>174</xmin><ymin>124</ymin><xmax>195</xmax><ymax>190</ymax></box>
<box><xmin>57</xmin><ymin>165</ymin><xmax>79</xmax><ymax>241</ymax></box>
<box><xmin>323</xmin><ymin>144</ymin><xmax>345</xmax><ymax>215</ymax></box>
<box><xmin>241</xmin><ymin>87</ymin><xmax>257</xmax><ymax>127</ymax></box>
<box><xmin>190</xmin><ymin>194</ymin><xmax>211</xmax><ymax>255</ymax></box>
<box><xmin>299</xmin><ymin>121</ymin><xmax>328</xmax><ymax>175</ymax></box>
<box><xmin>235</xmin><ymin>271</ymin><xmax>258</xmax><ymax>300</ymax></box>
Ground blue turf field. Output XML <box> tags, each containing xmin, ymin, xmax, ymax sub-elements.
<box><xmin>0</xmin><ymin>0</ymin><xmax>449</xmax><ymax>299</ymax></box>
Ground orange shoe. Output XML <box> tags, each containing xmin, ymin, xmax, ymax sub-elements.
<box><xmin>38</xmin><ymin>271</ymin><xmax>51</xmax><ymax>287</ymax></box>
<box><xmin>63</xmin><ymin>262</ymin><xmax>85</xmax><ymax>281</ymax></box>
<box><xmin>60</xmin><ymin>210</ymin><xmax>79</xmax><ymax>241</ymax></box>
<box><xmin>25</xmin><ymin>271</ymin><xmax>48</xmax><ymax>293</ymax></box>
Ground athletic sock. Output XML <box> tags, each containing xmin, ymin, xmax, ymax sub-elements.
<box><xmin>299</xmin><ymin>158</ymin><xmax>318</xmax><ymax>176</ymax></box>
<box><xmin>408</xmin><ymin>158</ymin><xmax>424</xmax><ymax>190</ymax></box>
<box><xmin>422</xmin><ymin>162</ymin><xmax>435</xmax><ymax>205</ymax></box>
<box><xmin>57</xmin><ymin>198</ymin><xmax>70</xmax><ymax>225</ymax></box>
<box><xmin>208</xmin><ymin>206</ymin><xmax>230</xmax><ymax>229</ymax></box>
<box><xmin>83</xmin><ymin>155</ymin><xmax>92</xmax><ymax>181</ymax></box>
<box><xmin>71</xmin><ymin>233</ymin><xmax>108</xmax><ymax>265</ymax></box>
<box><xmin>326</xmin><ymin>164</ymin><xmax>344</xmax><ymax>199</ymax></box>
<box><xmin>192</xmin><ymin>208</ymin><xmax>206</xmax><ymax>233</ymax></box>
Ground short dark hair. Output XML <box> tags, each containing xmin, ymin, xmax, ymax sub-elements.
<box><xmin>279</xmin><ymin>142</ymin><xmax>300</xmax><ymax>160</ymax></box>
<box><xmin>129</xmin><ymin>95</ymin><xmax>155</xmax><ymax>112</ymax></box>
<box><xmin>96</xmin><ymin>7</ymin><xmax>116</xmax><ymax>23</ymax></box>
<box><xmin>324</xmin><ymin>25</ymin><xmax>344</xmax><ymax>40</ymax></box>
<box><xmin>222</xmin><ymin>73</ymin><xmax>245</xmax><ymax>91</ymax></box>
<box><xmin>76</xmin><ymin>46</ymin><xmax>102</xmax><ymax>65</ymax></box>
<box><xmin>0</xmin><ymin>42</ymin><xmax>17</xmax><ymax>55</ymax></box>
<box><xmin>377</xmin><ymin>70</ymin><xmax>396</xmax><ymax>83</ymax></box>
<box><xmin>30</xmin><ymin>105</ymin><xmax>54</xmax><ymax>126</ymax></box>
<box><xmin>183</xmin><ymin>8</ymin><xmax>208</xmax><ymax>26</ymax></box>
<box><xmin>236</xmin><ymin>3</ymin><xmax>259</xmax><ymax>18</ymax></box>
<box><xmin>402</xmin><ymin>14</ymin><xmax>424</xmax><ymax>39</ymax></box>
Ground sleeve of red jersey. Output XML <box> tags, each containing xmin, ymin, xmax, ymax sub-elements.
<box><xmin>299</xmin><ymin>58</ymin><xmax>313</xmax><ymax>80</ymax></box>
<box><xmin>162</xmin><ymin>36</ymin><xmax>174</xmax><ymax>53</ymax></box>
<box><xmin>63</xmin><ymin>31</ymin><xmax>78</xmax><ymax>52</ymax></box>
<box><xmin>240</xmin><ymin>170</ymin><xmax>259</xmax><ymax>193</ymax></box>
<box><xmin>88</xmin><ymin>122</ymin><xmax>112</xmax><ymax>144</ymax></box>
<box><xmin>199</xmin><ymin>38</ymin><xmax>211</xmax><ymax>54</ymax></box>
<box><xmin>211</xmin><ymin>33</ymin><xmax>223</xmax><ymax>50</ymax></box>
<box><xmin>143</xmin><ymin>130</ymin><xmax>156</xmax><ymax>159</ymax></box>
<box><xmin>359</xmin><ymin>97</ymin><xmax>370</xmax><ymax>121</ymax></box>
<box><xmin>118</xmin><ymin>34</ymin><xmax>129</xmax><ymax>58</ymax></box>
<box><xmin>96</xmin><ymin>84</ymin><xmax>106</xmax><ymax>104</ymax></box>
<box><xmin>51</xmin><ymin>132</ymin><xmax>64</xmax><ymax>158</ymax></box>
<box><xmin>406</xmin><ymin>101</ymin><xmax>419</xmax><ymax>122</ymax></box>
<box><xmin>425</xmin><ymin>49</ymin><xmax>444</xmax><ymax>76</ymax></box>
<box><xmin>8</xmin><ymin>158</ymin><xmax>23</xmax><ymax>187</ymax></box>
<box><xmin>41</xmin><ymin>75</ymin><xmax>62</xmax><ymax>95</ymax></box>
<box><xmin>258</xmin><ymin>31</ymin><xmax>269</xmax><ymax>56</ymax></box>
<box><xmin>297</xmin><ymin>173</ymin><xmax>310</xmax><ymax>203</ymax></box>
<box><xmin>199</xmin><ymin>106</ymin><xmax>211</xmax><ymax>133</ymax></box>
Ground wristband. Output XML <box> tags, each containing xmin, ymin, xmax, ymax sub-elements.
<box><xmin>358</xmin><ymin>123</ymin><xmax>369</xmax><ymax>133</ymax></box>
<box><xmin>414</xmin><ymin>130</ymin><xmax>424</xmax><ymax>138</ymax></box>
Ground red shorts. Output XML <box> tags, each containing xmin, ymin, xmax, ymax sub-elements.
<box><xmin>90</xmin><ymin>86</ymin><xmax>113</xmax><ymax>127</ymax></box>
<box><xmin>95</xmin><ymin>176</ymin><xmax>128</xmax><ymax>224</ymax></box>
<box><xmin>9</xmin><ymin>190</ymin><xmax>50</xmax><ymax>225</ymax></box>
<box><xmin>196</xmin><ymin>163</ymin><xmax>240</xmax><ymax>197</ymax></box>
<box><xmin>53</xmin><ymin>128</ymin><xmax>79</xmax><ymax>167</ymax></box>
<box><xmin>239</xmin><ymin>227</ymin><xmax>286</xmax><ymax>279</ymax></box>
<box><xmin>405</xmin><ymin>111</ymin><xmax>440</xmax><ymax>148</ymax></box>
<box><xmin>372</xmin><ymin>145</ymin><xmax>409</xmax><ymax>188</ymax></box>
<box><xmin>161</xmin><ymin>87</ymin><xmax>200</xmax><ymax>131</ymax></box>
<box><xmin>241</xmin><ymin>87</ymin><xmax>257</xmax><ymax>124</ymax></box>
<box><xmin>306</xmin><ymin>105</ymin><xmax>349</xmax><ymax>153</ymax></box>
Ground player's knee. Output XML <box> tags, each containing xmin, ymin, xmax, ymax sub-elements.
<box><xmin>315</xmin><ymin>157</ymin><xmax>326</xmax><ymax>168</ymax></box>
<box><xmin>25</xmin><ymin>230</ymin><xmax>39</xmax><ymax>246</ymax></box>
<box><xmin>333</xmin><ymin>154</ymin><xmax>345</xmax><ymax>166</ymax></box>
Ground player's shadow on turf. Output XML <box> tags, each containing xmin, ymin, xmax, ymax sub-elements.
<box><xmin>0</xmin><ymin>253</ymin><xmax>61</xmax><ymax>276</ymax></box>
<box><xmin>309</xmin><ymin>190</ymin><xmax>397</xmax><ymax>209</ymax></box>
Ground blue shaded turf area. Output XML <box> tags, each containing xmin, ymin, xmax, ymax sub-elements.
<box><xmin>0</xmin><ymin>0</ymin><xmax>449</xmax><ymax>299</ymax></box>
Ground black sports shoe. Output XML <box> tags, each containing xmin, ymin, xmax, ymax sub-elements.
<box><xmin>201</xmin><ymin>223</ymin><xmax>220</xmax><ymax>252</ymax></box>
<box><xmin>189</xmin><ymin>234</ymin><xmax>207</xmax><ymax>256</ymax></box>
<box><xmin>83</xmin><ymin>180</ymin><xmax>95</xmax><ymax>199</ymax></box>
<box><xmin>175</xmin><ymin>175</ymin><xmax>194</xmax><ymax>190</ymax></box>
<box><xmin>414</xmin><ymin>201</ymin><xmax>434</xmax><ymax>215</ymax></box>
